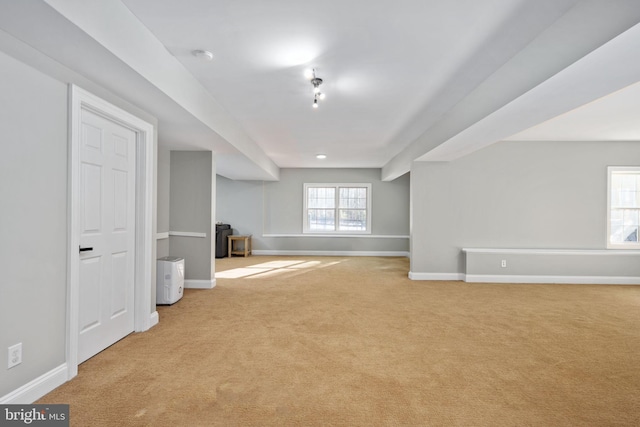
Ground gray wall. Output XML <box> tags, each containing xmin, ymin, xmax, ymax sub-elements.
<box><xmin>217</xmin><ymin>168</ymin><xmax>410</xmax><ymax>254</ymax></box>
<box><xmin>411</xmin><ymin>140</ymin><xmax>640</xmax><ymax>277</ymax></box>
<box><xmin>156</xmin><ymin>146</ymin><xmax>170</xmax><ymax>258</ymax></box>
<box><xmin>0</xmin><ymin>49</ymin><xmax>160</xmax><ymax>399</ymax></box>
<box><xmin>0</xmin><ymin>50</ymin><xmax>68</xmax><ymax>397</ymax></box>
<box><xmin>169</xmin><ymin>151</ymin><xmax>215</xmax><ymax>281</ymax></box>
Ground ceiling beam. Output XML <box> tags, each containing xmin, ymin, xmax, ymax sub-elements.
<box><xmin>0</xmin><ymin>0</ymin><xmax>280</xmax><ymax>180</ymax></box>
<box><xmin>382</xmin><ymin>1</ymin><xmax>640</xmax><ymax>181</ymax></box>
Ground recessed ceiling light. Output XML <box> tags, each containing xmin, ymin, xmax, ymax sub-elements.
<box><xmin>192</xmin><ymin>49</ymin><xmax>214</xmax><ymax>61</ymax></box>
<box><xmin>316</xmin><ymin>154</ymin><xmax>327</xmax><ymax>159</ymax></box>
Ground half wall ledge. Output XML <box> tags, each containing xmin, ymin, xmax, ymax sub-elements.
<box><xmin>462</xmin><ymin>248</ymin><xmax>640</xmax><ymax>285</ymax></box>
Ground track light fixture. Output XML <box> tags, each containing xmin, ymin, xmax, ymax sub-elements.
<box><xmin>305</xmin><ymin>68</ymin><xmax>325</xmax><ymax>108</ymax></box>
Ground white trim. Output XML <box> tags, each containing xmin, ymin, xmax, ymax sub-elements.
<box><xmin>465</xmin><ymin>274</ymin><xmax>640</xmax><ymax>285</ymax></box>
<box><xmin>156</xmin><ymin>232</ymin><xmax>169</xmax><ymax>240</ymax></box>
<box><xmin>262</xmin><ymin>234</ymin><xmax>409</xmax><ymax>239</ymax></box>
<box><xmin>252</xmin><ymin>250</ymin><xmax>409</xmax><ymax>257</ymax></box>
<box><xmin>133</xmin><ymin>105</ymin><xmax>155</xmax><ymax>335</ymax></box>
<box><xmin>169</xmin><ymin>231</ymin><xmax>207</xmax><ymax>238</ymax></box>
<box><xmin>461</xmin><ymin>248</ymin><xmax>640</xmax><ymax>256</ymax></box>
<box><xmin>409</xmin><ymin>272</ymin><xmax>465</xmax><ymax>281</ymax></box>
<box><xmin>607</xmin><ymin>166</ymin><xmax>640</xmax><ymax>250</ymax></box>
<box><xmin>67</xmin><ymin>85</ymin><xmax>155</xmax><ymax>381</ymax></box>
<box><xmin>149</xmin><ymin>310</ymin><xmax>159</xmax><ymax>328</ymax></box>
<box><xmin>0</xmin><ymin>364</ymin><xmax>68</xmax><ymax>404</ymax></box>
<box><xmin>184</xmin><ymin>279</ymin><xmax>217</xmax><ymax>289</ymax></box>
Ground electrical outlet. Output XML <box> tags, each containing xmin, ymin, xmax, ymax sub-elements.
<box><xmin>501</xmin><ymin>259</ymin><xmax>507</xmax><ymax>268</ymax></box>
<box><xmin>8</xmin><ymin>343</ymin><xmax>22</xmax><ymax>369</ymax></box>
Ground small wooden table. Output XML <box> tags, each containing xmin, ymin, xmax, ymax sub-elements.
<box><xmin>228</xmin><ymin>235</ymin><xmax>252</xmax><ymax>257</ymax></box>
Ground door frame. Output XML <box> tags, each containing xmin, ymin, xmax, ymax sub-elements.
<box><xmin>67</xmin><ymin>85</ymin><xmax>155</xmax><ymax>379</ymax></box>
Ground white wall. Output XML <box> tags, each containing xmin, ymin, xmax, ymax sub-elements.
<box><xmin>410</xmin><ymin>140</ymin><xmax>640</xmax><ymax>279</ymax></box>
<box><xmin>217</xmin><ymin>168</ymin><xmax>410</xmax><ymax>255</ymax></box>
<box><xmin>0</xmin><ymin>50</ymin><xmax>68</xmax><ymax>397</ymax></box>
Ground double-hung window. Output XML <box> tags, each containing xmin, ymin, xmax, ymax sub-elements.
<box><xmin>303</xmin><ymin>183</ymin><xmax>372</xmax><ymax>234</ymax></box>
<box><xmin>607</xmin><ymin>167</ymin><xmax>640</xmax><ymax>249</ymax></box>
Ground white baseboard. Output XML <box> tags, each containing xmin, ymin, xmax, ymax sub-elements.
<box><xmin>408</xmin><ymin>272</ymin><xmax>465</xmax><ymax>281</ymax></box>
<box><xmin>465</xmin><ymin>274</ymin><xmax>640</xmax><ymax>285</ymax></box>
<box><xmin>149</xmin><ymin>310</ymin><xmax>159</xmax><ymax>328</ymax></box>
<box><xmin>0</xmin><ymin>364</ymin><xmax>68</xmax><ymax>404</ymax></box>
<box><xmin>408</xmin><ymin>271</ymin><xmax>640</xmax><ymax>284</ymax></box>
<box><xmin>252</xmin><ymin>250</ymin><xmax>409</xmax><ymax>257</ymax></box>
<box><xmin>184</xmin><ymin>279</ymin><xmax>216</xmax><ymax>289</ymax></box>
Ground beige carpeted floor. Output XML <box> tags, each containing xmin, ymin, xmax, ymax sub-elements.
<box><xmin>39</xmin><ymin>256</ymin><xmax>640</xmax><ymax>426</ymax></box>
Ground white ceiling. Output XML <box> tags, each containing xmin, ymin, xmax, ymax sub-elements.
<box><xmin>1</xmin><ymin>1</ymin><xmax>640</xmax><ymax>180</ymax></box>
<box><xmin>121</xmin><ymin>0</ymin><xmax>529</xmax><ymax>168</ymax></box>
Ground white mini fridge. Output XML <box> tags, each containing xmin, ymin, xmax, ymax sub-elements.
<box><xmin>156</xmin><ymin>256</ymin><xmax>184</xmax><ymax>305</ymax></box>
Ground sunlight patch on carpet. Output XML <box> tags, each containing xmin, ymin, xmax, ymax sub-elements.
<box><xmin>216</xmin><ymin>259</ymin><xmax>345</xmax><ymax>279</ymax></box>
<box><xmin>214</xmin><ymin>267</ymin><xmax>273</xmax><ymax>278</ymax></box>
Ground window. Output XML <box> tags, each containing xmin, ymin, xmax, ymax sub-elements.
<box><xmin>303</xmin><ymin>183</ymin><xmax>372</xmax><ymax>233</ymax></box>
<box><xmin>608</xmin><ymin>167</ymin><xmax>640</xmax><ymax>249</ymax></box>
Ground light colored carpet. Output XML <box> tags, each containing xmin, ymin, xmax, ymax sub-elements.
<box><xmin>39</xmin><ymin>256</ymin><xmax>640</xmax><ymax>426</ymax></box>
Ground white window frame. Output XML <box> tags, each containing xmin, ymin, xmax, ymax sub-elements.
<box><xmin>607</xmin><ymin>166</ymin><xmax>640</xmax><ymax>249</ymax></box>
<box><xmin>303</xmin><ymin>183</ymin><xmax>372</xmax><ymax>234</ymax></box>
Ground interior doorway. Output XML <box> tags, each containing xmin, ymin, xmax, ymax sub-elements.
<box><xmin>67</xmin><ymin>85</ymin><xmax>156</xmax><ymax>379</ymax></box>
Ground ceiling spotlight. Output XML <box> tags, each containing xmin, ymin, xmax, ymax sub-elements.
<box><xmin>304</xmin><ymin>69</ymin><xmax>315</xmax><ymax>80</ymax></box>
<box><xmin>316</xmin><ymin>154</ymin><xmax>327</xmax><ymax>159</ymax></box>
<box><xmin>192</xmin><ymin>49</ymin><xmax>214</xmax><ymax>61</ymax></box>
<box><xmin>306</xmin><ymin>69</ymin><xmax>325</xmax><ymax>108</ymax></box>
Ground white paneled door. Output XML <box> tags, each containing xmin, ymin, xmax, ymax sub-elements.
<box><xmin>78</xmin><ymin>108</ymin><xmax>136</xmax><ymax>363</ymax></box>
